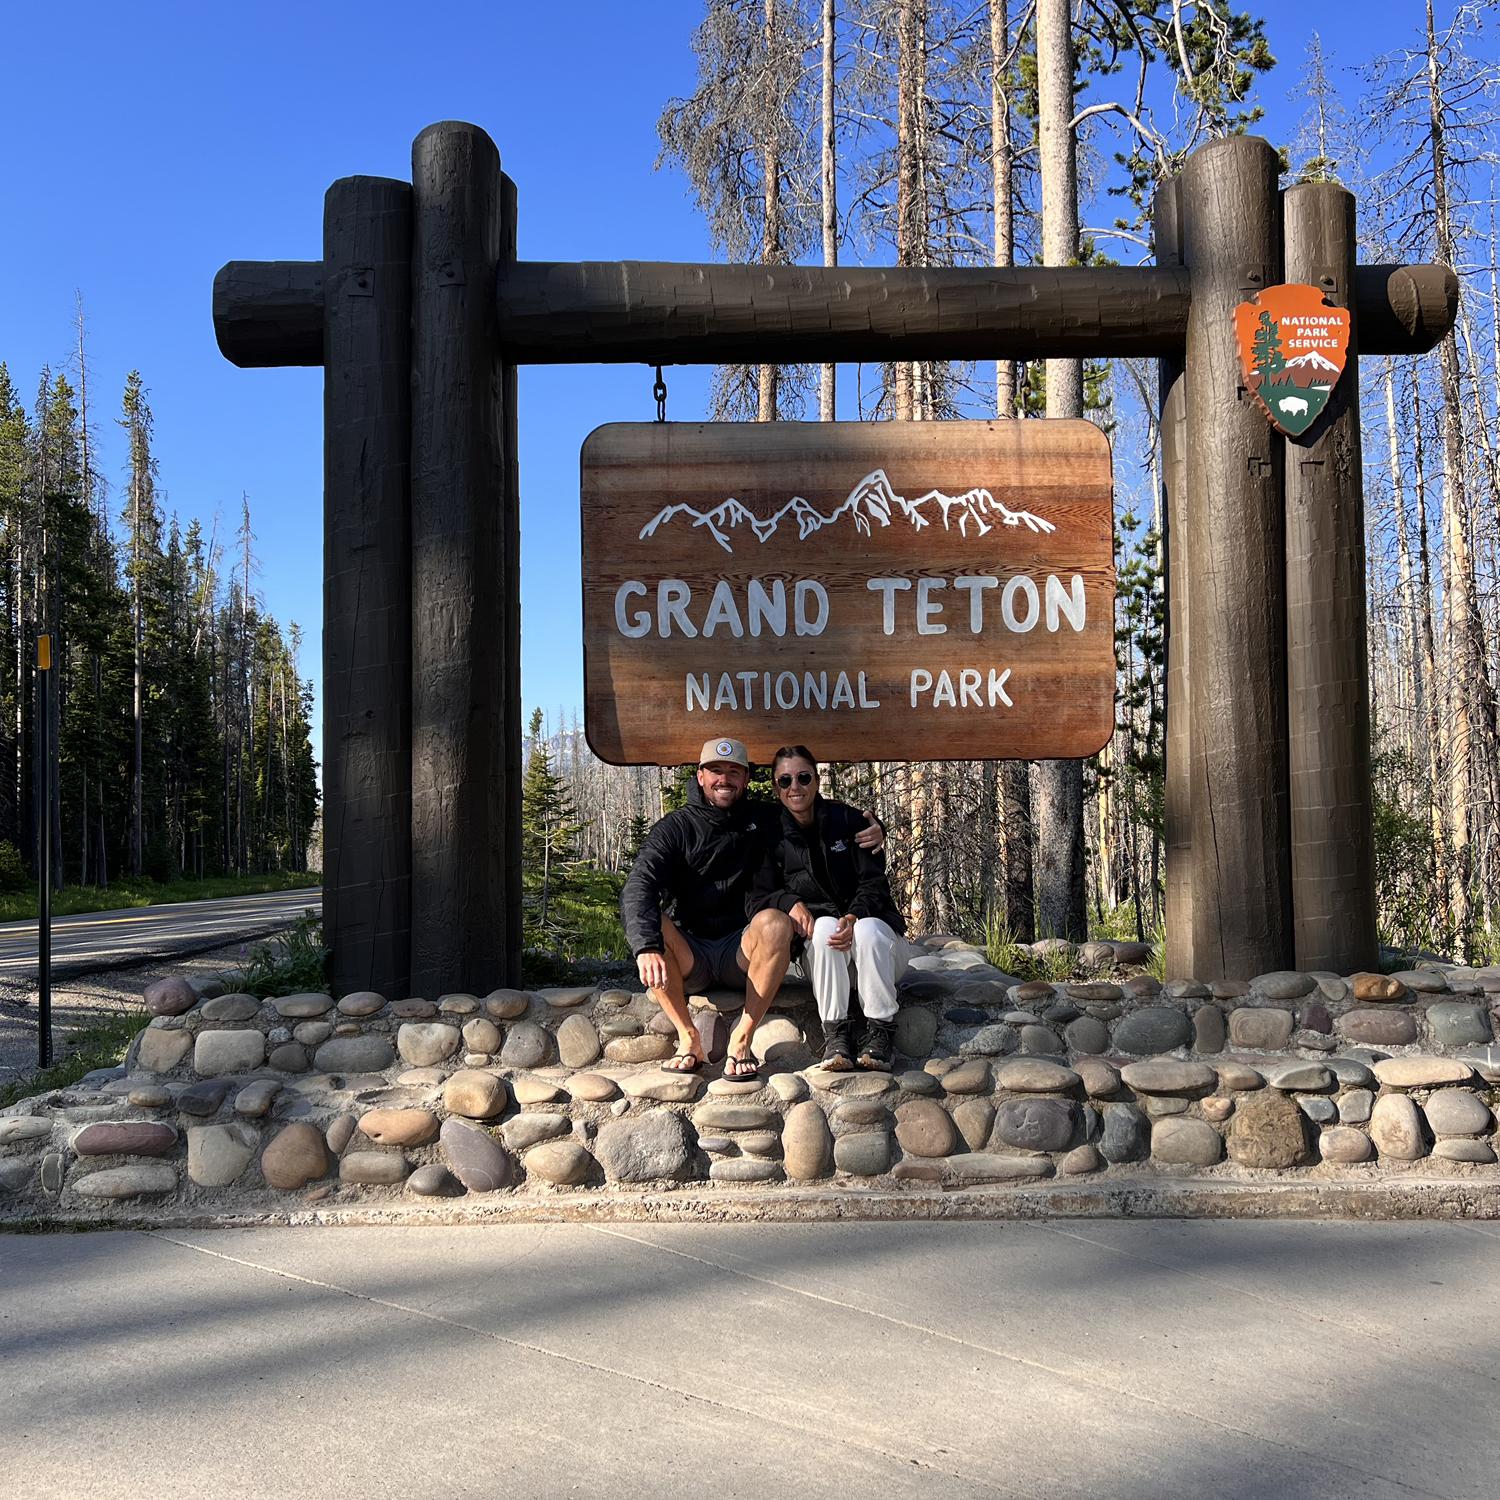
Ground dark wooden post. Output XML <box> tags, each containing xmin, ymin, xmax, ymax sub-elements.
<box><xmin>1283</xmin><ymin>182</ymin><xmax>1378</xmax><ymax>973</ymax></box>
<box><xmin>409</xmin><ymin>122</ymin><xmax>518</xmax><ymax>995</ymax></box>
<box><xmin>1181</xmin><ymin>136</ymin><xmax>1293</xmax><ymax>978</ymax></box>
<box><xmin>1154</xmin><ymin>174</ymin><xmax>1193</xmax><ymax>978</ymax></box>
<box><xmin>322</xmin><ymin>177</ymin><xmax>413</xmax><ymax>999</ymax></box>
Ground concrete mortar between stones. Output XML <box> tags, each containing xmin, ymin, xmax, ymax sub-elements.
<box><xmin>5</xmin><ymin>936</ymin><xmax>1500</xmax><ymax>1226</ymax></box>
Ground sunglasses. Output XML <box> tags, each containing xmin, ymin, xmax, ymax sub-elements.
<box><xmin>776</xmin><ymin>771</ymin><xmax>815</xmax><ymax>789</ymax></box>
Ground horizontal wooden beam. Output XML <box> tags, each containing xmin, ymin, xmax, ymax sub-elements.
<box><xmin>213</xmin><ymin>257</ymin><xmax>1457</xmax><ymax>369</ymax></box>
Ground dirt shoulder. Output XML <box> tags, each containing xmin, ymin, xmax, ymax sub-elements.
<box><xmin>0</xmin><ymin>935</ymin><xmax>276</xmax><ymax>1092</ymax></box>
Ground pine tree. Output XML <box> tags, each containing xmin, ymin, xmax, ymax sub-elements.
<box><xmin>521</xmin><ymin>708</ymin><xmax>584</xmax><ymax>944</ymax></box>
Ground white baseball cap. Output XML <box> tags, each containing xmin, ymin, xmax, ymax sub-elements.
<box><xmin>698</xmin><ymin>736</ymin><xmax>750</xmax><ymax>770</ymax></box>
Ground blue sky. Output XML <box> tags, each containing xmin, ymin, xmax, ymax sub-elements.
<box><xmin>0</xmin><ymin>0</ymin><xmax>1436</xmax><ymax>765</ymax></box>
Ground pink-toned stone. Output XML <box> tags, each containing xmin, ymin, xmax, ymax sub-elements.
<box><xmin>143</xmin><ymin>977</ymin><xmax>198</xmax><ymax>1017</ymax></box>
<box><xmin>72</xmin><ymin>1121</ymin><xmax>177</xmax><ymax>1157</ymax></box>
<box><xmin>357</xmin><ymin>1108</ymin><xmax>439</xmax><ymax>1147</ymax></box>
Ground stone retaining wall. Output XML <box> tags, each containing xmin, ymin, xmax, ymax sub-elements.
<box><xmin>3</xmin><ymin>937</ymin><xmax>1499</xmax><ymax>1223</ymax></box>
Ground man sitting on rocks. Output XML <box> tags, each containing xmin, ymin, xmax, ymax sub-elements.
<box><xmin>621</xmin><ymin>736</ymin><xmax>884</xmax><ymax>1080</ymax></box>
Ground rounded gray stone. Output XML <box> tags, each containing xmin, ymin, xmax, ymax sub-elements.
<box><xmin>193</xmin><ymin>1030</ymin><xmax>266</xmax><ymax>1078</ymax></box>
<box><xmin>894</xmin><ymin>1006</ymin><xmax>938</xmax><ymax>1058</ymax></box>
<box><xmin>1063</xmin><ymin>1016</ymin><xmax>1110</xmax><ymax>1054</ymax></box>
<box><xmin>337</xmin><ymin>991</ymin><xmax>386</xmax><ymax>1017</ymax></box>
<box><xmin>73</xmin><ymin>1164</ymin><xmax>177</xmax><ymax>1198</ymax></box>
<box><xmin>833</xmin><ymin>1131</ymin><xmax>892</xmax><ymax>1176</ymax></box>
<box><xmin>993</xmin><ymin>1097</ymin><xmax>1077</xmax><ymax>1153</ymax></box>
<box><xmin>339</xmin><ymin>1151</ymin><xmax>409</xmax><ymax>1185</ymax></box>
<box><xmin>407</xmin><ymin>1163</ymin><xmax>462</xmax><ymax>1196</ymax></box>
<box><xmin>1252</xmin><ymin>971</ymin><xmax>1316</xmax><ymax>1001</ymax></box>
<box><xmin>1263</xmin><ymin>1061</ymin><xmax>1333</xmax><ymax>1092</ymax></box>
<box><xmin>1319</xmin><ymin>1125</ymin><xmax>1374</xmax><ymax>1163</ymax></box>
<box><xmin>1432</xmin><ymin>1138</ymin><xmax>1497</xmax><ymax>1163</ymax></box>
<box><xmin>200</xmin><ymin>994</ymin><xmax>261</xmax><ymax>1023</ymax></box>
<box><xmin>1113</xmin><ymin>1007</ymin><xmax>1193</xmax><ymax>1055</ymax></box>
<box><xmin>312</xmin><ymin>1036</ymin><xmax>394</xmax><ymax>1074</ymax></box>
<box><xmin>1101</xmin><ymin>1103</ymin><xmax>1149</xmax><ymax>1163</ymax></box>
<box><xmin>1421</xmin><ymin>1090</ymin><xmax>1493</xmax><ymax>1137</ymax></box>
<box><xmin>1227</xmin><ymin>1007</ymin><xmax>1295</xmax><ymax>1050</ymax></box>
<box><xmin>782</xmin><ymin>1101</ymin><xmax>834</xmax><ymax>1180</ymax></box>
<box><xmin>1338</xmin><ymin>1088</ymin><xmax>1374</xmax><ymax>1123</ymax></box>
<box><xmin>947</xmin><ymin>1153</ymin><xmax>1054</xmax><ymax>1182</ymax></box>
<box><xmin>1061</xmin><ymin>1143</ymin><xmax>1104</xmax><ymax>1174</ymax></box>
<box><xmin>500</xmin><ymin>1020</ymin><xmax>555</xmax><ymax>1069</ymax></box>
<box><xmin>1297</xmin><ymin>1096</ymin><xmax>1338</xmax><ymax>1124</ymax></box>
<box><xmin>1119</xmin><ymin>1059</ymin><xmax>1216</xmax><ymax>1095</ymax></box>
<box><xmin>275</xmin><ymin>992</ymin><xmax>336</xmax><ymax>1019</ymax></box>
<box><xmin>1370</xmin><ymin>1094</ymin><xmax>1426</xmax><ymax>1159</ymax></box>
<box><xmin>960</xmin><ymin>1024</ymin><xmax>1019</xmax><ymax>1058</ymax></box>
<box><xmin>397</xmin><ymin>1022</ymin><xmax>462</xmax><ymax>1068</ymax></box>
<box><xmin>1150</xmin><ymin>1116</ymin><xmax>1222</xmax><ymax>1166</ymax></box>
<box><xmin>709</xmin><ymin>1157</ymin><xmax>784</xmax><ymax>1182</ymax></box>
<box><xmin>502</xmin><ymin>1113</ymin><xmax>572</xmax><ymax>1150</ymax></box>
<box><xmin>556</xmin><ymin>1014</ymin><xmax>602</xmax><ymax>1069</ymax></box>
<box><xmin>186</xmin><ymin>1123</ymin><xmax>258</xmax><ymax>1187</ymax></box>
<box><xmin>1427</xmin><ymin>1003</ymin><xmax>1492</xmax><ymax>1048</ymax></box>
<box><xmin>593</xmin><ymin>1111</ymin><xmax>696</xmax><ymax>1183</ymax></box>
<box><xmin>440</xmin><ymin>1118</ymin><xmax>514</xmax><ymax>1192</ymax></box>
<box><xmin>991</xmin><ymin>1058</ymin><xmax>1079</xmax><ymax>1093</ymax></box>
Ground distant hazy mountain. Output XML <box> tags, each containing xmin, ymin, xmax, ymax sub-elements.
<box><xmin>638</xmin><ymin>469</ymin><xmax>1055</xmax><ymax>553</ymax></box>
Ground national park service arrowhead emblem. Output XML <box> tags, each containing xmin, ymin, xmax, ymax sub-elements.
<box><xmin>1234</xmin><ymin>283</ymin><xmax>1350</xmax><ymax>438</ymax></box>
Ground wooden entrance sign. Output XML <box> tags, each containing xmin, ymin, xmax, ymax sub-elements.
<box><xmin>214</xmin><ymin>123</ymin><xmax>1458</xmax><ymax>991</ymax></box>
<box><xmin>581</xmin><ymin>420</ymin><xmax>1114</xmax><ymax>765</ymax></box>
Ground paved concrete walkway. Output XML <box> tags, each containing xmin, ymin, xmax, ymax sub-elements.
<box><xmin>4</xmin><ymin>1220</ymin><xmax>1498</xmax><ymax>1497</ymax></box>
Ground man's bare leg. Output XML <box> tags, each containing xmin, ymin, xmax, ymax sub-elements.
<box><xmin>727</xmin><ymin>908</ymin><xmax>794</xmax><ymax>1072</ymax></box>
<box><xmin>650</xmin><ymin>918</ymin><xmax>703</xmax><ymax>1067</ymax></box>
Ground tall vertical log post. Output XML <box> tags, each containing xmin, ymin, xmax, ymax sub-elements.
<box><xmin>323</xmin><ymin>177</ymin><xmax>413</xmax><ymax>998</ymax></box>
<box><xmin>1154</xmin><ymin>174</ymin><xmax>1192</xmax><ymax>978</ymax></box>
<box><xmin>1283</xmin><ymin>183</ymin><xmax>1378</xmax><ymax>972</ymax></box>
<box><xmin>499</xmin><ymin>171</ymin><xmax>523</xmax><ymax>984</ymax></box>
<box><xmin>410</xmin><ymin>123</ymin><xmax>518</xmax><ymax>994</ymax></box>
<box><xmin>1181</xmin><ymin>136</ymin><xmax>1293</xmax><ymax>978</ymax></box>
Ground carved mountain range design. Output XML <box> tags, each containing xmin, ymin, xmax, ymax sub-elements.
<box><xmin>638</xmin><ymin>469</ymin><xmax>1056</xmax><ymax>554</ymax></box>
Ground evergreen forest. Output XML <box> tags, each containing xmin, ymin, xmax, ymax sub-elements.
<box><xmin>0</xmin><ymin>343</ymin><xmax>318</xmax><ymax>894</ymax></box>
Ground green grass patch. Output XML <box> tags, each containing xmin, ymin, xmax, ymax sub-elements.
<box><xmin>0</xmin><ymin>1009</ymin><xmax>150</xmax><ymax>1110</ymax></box>
<box><xmin>232</xmin><ymin>912</ymin><xmax>328</xmax><ymax>998</ymax></box>
<box><xmin>0</xmin><ymin>870</ymin><xmax>319</xmax><ymax>924</ymax></box>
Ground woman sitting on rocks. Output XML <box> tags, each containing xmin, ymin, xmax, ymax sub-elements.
<box><xmin>750</xmin><ymin>745</ymin><xmax>913</xmax><ymax>1071</ymax></box>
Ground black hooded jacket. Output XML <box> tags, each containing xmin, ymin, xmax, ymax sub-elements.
<box><xmin>620</xmin><ymin>780</ymin><xmax>777</xmax><ymax>957</ymax></box>
<box><xmin>750</xmin><ymin>796</ymin><xmax>906</xmax><ymax>933</ymax></box>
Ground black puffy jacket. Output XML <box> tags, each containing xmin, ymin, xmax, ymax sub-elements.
<box><xmin>750</xmin><ymin>797</ymin><xmax>906</xmax><ymax>933</ymax></box>
<box><xmin>620</xmin><ymin>781</ymin><xmax>777</xmax><ymax>957</ymax></box>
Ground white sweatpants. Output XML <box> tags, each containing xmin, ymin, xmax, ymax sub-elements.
<box><xmin>807</xmin><ymin>915</ymin><xmax>912</xmax><ymax>1024</ymax></box>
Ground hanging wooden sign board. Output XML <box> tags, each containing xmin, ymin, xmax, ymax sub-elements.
<box><xmin>581</xmin><ymin>420</ymin><xmax>1115</xmax><ymax>765</ymax></box>
<box><xmin>1234</xmin><ymin>282</ymin><xmax>1351</xmax><ymax>437</ymax></box>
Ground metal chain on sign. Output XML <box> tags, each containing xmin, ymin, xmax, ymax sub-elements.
<box><xmin>653</xmin><ymin>365</ymin><xmax>667</xmax><ymax>422</ymax></box>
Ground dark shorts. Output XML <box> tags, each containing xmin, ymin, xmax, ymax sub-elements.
<box><xmin>681</xmin><ymin>927</ymin><xmax>747</xmax><ymax>993</ymax></box>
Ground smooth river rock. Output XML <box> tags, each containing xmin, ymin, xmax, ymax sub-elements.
<box><xmin>357</xmin><ymin>1108</ymin><xmax>439</xmax><ymax>1147</ymax></box>
<box><xmin>1372</xmin><ymin>1056</ymin><xmax>1474</xmax><ymax>1089</ymax></box>
<box><xmin>556</xmin><ymin>1014</ymin><xmax>602</xmax><ymax>1068</ymax></box>
<box><xmin>782</xmin><ymin>1101</ymin><xmax>834</xmax><ymax>1180</ymax></box>
<box><xmin>261</xmin><ymin>1123</ymin><xmax>330</xmax><ymax>1189</ymax></box>
<box><xmin>993</xmin><ymin>1097</ymin><xmax>1077</xmax><ymax>1153</ymax></box>
<box><xmin>186</xmin><ymin>1123</ymin><xmax>258</xmax><ymax>1186</ymax></box>
<box><xmin>1113</xmin><ymin>1006</ymin><xmax>1194</xmax><ymax>1055</ymax></box>
<box><xmin>73</xmin><ymin>1164</ymin><xmax>177</xmax><ymax>1198</ymax></box>
<box><xmin>895</xmin><ymin>1099</ymin><xmax>959</xmax><ymax>1157</ymax></box>
<box><xmin>1421</xmin><ymin>1090</ymin><xmax>1493</xmax><ymax>1137</ymax></box>
<box><xmin>1150</xmin><ymin>1117</ymin><xmax>1222</xmax><ymax>1166</ymax></box>
<box><xmin>1370</xmin><ymin>1094</ymin><xmax>1426</xmax><ymax>1159</ymax></box>
<box><xmin>193</xmin><ymin>1030</ymin><xmax>266</xmax><ymax>1077</ymax></box>
<box><xmin>143</xmin><ymin>977</ymin><xmax>199</xmax><ymax>1017</ymax></box>
<box><xmin>502</xmin><ymin>1114</ymin><xmax>572</xmax><ymax>1151</ymax></box>
<box><xmin>440</xmin><ymin>1118</ymin><xmax>514</xmax><ymax>1192</ymax></box>
<box><xmin>340</xmin><ymin>1151</ymin><xmax>409</xmax><ymax>1185</ymax></box>
<box><xmin>525</xmin><ymin>1139</ymin><xmax>593</xmax><ymax>1185</ymax></box>
<box><xmin>312</xmin><ymin>1036</ymin><xmax>396</xmax><ymax>1074</ymax></box>
<box><xmin>833</xmin><ymin>1131</ymin><xmax>892</xmax><ymax>1176</ymax></box>
<box><xmin>593</xmin><ymin>1111</ymin><xmax>695</xmax><ymax>1183</ymax></box>
<box><xmin>72</xmin><ymin>1121</ymin><xmax>177</xmax><ymax>1157</ymax></box>
<box><xmin>1119</xmin><ymin>1059</ymin><xmax>1216</xmax><ymax>1095</ymax></box>
<box><xmin>397</xmin><ymin>1023</ymin><xmax>462</xmax><ymax>1068</ymax></box>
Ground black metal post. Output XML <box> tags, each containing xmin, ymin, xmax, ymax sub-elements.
<box><xmin>36</xmin><ymin>633</ymin><xmax>52</xmax><ymax>1068</ymax></box>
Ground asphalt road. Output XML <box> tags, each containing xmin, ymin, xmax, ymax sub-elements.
<box><xmin>4</xmin><ymin>1218</ymin><xmax>1497</xmax><ymax>1498</ymax></box>
<box><xmin>0</xmin><ymin>887</ymin><xmax>321</xmax><ymax>980</ymax></box>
